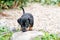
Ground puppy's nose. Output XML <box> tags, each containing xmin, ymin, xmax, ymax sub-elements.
<box><xmin>22</xmin><ymin>27</ymin><xmax>26</xmax><ymax>32</ymax></box>
<box><xmin>22</xmin><ymin>30</ymin><xmax>26</xmax><ymax>32</ymax></box>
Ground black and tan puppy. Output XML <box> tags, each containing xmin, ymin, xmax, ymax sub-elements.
<box><xmin>17</xmin><ymin>7</ymin><xmax>34</xmax><ymax>32</ymax></box>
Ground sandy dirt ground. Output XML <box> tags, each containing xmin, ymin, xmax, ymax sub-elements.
<box><xmin>0</xmin><ymin>3</ymin><xmax>60</xmax><ymax>33</ymax></box>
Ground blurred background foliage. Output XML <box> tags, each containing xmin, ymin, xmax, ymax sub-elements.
<box><xmin>0</xmin><ymin>0</ymin><xmax>60</xmax><ymax>9</ymax></box>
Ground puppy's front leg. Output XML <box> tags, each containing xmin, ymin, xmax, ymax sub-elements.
<box><xmin>29</xmin><ymin>25</ymin><xmax>33</xmax><ymax>31</ymax></box>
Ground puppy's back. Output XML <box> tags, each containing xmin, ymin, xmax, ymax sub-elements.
<box><xmin>21</xmin><ymin>13</ymin><xmax>33</xmax><ymax>19</ymax></box>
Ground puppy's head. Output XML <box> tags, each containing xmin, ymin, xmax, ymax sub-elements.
<box><xmin>18</xmin><ymin>18</ymin><xmax>30</xmax><ymax>32</ymax></box>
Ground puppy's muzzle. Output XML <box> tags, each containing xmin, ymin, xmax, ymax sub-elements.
<box><xmin>22</xmin><ymin>27</ymin><xmax>27</xmax><ymax>32</ymax></box>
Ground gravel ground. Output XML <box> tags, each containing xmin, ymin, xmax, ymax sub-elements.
<box><xmin>0</xmin><ymin>3</ymin><xmax>60</xmax><ymax>33</ymax></box>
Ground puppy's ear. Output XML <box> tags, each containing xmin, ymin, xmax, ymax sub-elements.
<box><xmin>28</xmin><ymin>18</ymin><xmax>34</xmax><ymax>26</ymax></box>
<box><xmin>17</xmin><ymin>18</ymin><xmax>21</xmax><ymax>25</ymax></box>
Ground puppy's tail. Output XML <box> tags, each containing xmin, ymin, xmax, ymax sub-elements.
<box><xmin>20</xmin><ymin>6</ymin><xmax>25</xmax><ymax>14</ymax></box>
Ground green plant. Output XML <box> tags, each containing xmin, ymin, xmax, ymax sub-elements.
<box><xmin>0</xmin><ymin>26</ymin><xmax>13</xmax><ymax>40</ymax></box>
<box><xmin>0</xmin><ymin>0</ymin><xmax>29</xmax><ymax>9</ymax></box>
<box><xmin>33</xmin><ymin>32</ymin><xmax>60</xmax><ymax>40</ymax></box>
<box><xmin>0</xmin><ymin>26</ymin><xmax>9</xmax><ymax>32</ymax></box>
<box><xmin>0</xmin><ymin>32</ymin><xmax>12</xmax><ymax>40</ymax></box>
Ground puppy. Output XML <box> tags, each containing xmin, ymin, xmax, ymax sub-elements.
<box><xmin>17</xmin><ymin>7</ymin><xmax>34</xmax><ymax>32</ymax></box>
